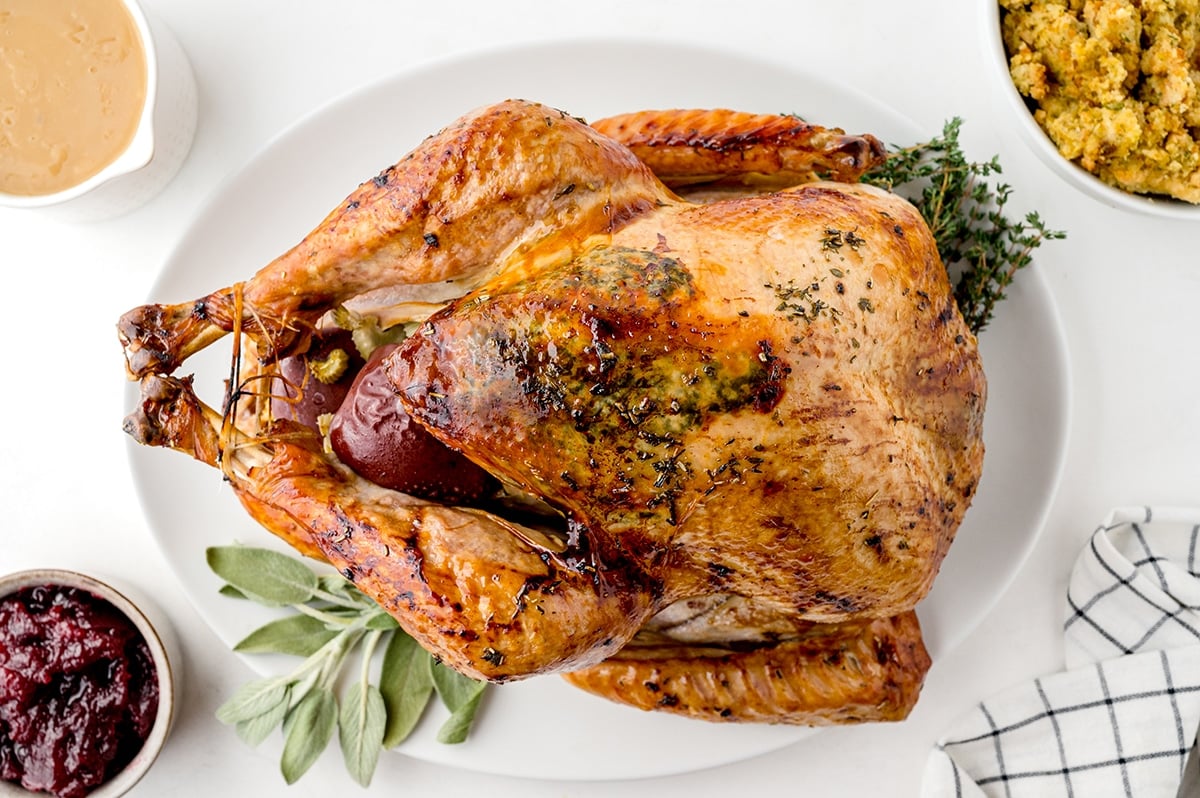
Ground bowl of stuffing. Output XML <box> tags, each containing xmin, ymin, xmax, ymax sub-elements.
<box><xmin>0</xmin><ymin>569</ymin><xmax>179</xmax><ymax>798</ymax></box>
<box><xmin>983</xmin><ymin>0</ymin><xmax>1200</xmax><ymax>219</ymax></box>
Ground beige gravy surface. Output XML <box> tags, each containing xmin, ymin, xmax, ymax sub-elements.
<box><xmin>0</xmin><ymin>0</ymin><xmax>147</xmax><ymax>196</ymax></box>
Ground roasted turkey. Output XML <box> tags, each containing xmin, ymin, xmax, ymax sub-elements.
<box><xmin>119</xmin><ymin>99</ymin><xmax>985</xmax><ymax>725</ymax></box>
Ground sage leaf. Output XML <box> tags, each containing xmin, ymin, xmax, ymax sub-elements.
<box><xmin>338</xmin><ymin>683</ymin><xmax>386</xmax><ymax>786</ymax></box>
<box><xmin>430</xmin><ymin>661</ymin><xmax>487</xmax><ymax>743</ymax></box>
<box><xmin>216</xmin><ymin>676</ymin><xmax>289</xmax><ymax>725</ymax></box>
<box><xmin>210</xmin><ymin>542</ymin><xmax>492</xmax><ymax>786</ymax></box>
<box><xmin>281</xmin><ymin>687</ymin><xmax>337</xmax><ymax>785</ymax></box>
<box><xmin>431</xmin><ymin>660</ymin><xmax>485</xmax><ymax>712</ymax></box>
<box><xmin>235</xmin><ymin>685</ymin><xmax>292</xmax><ymax>747</ymax></box>
<box><xmin>207</xmin><ymin>546</ymin><xmax>317</xmax><ymax>606</ymax></box>
<box><xmin>316</xmin><ymin>574</ymin><xmax>357</xmax><ymax>601</ymax></box>
<box><xmin>379</xmin><ymin>632</ymin><xmax>434</xmax><ymax>747</ymax></box>
<box><xmin>435</xmin><ymin>686</ymin><xmax>485</xmax><ymax>744</ymax></box>
<box><xmin>234</xmin><ymin>614</ymin><xmax>338</xmax><ymax>657</ymax></box>
<box><xmin>218</xmin><ymin>584</ymin><xmax>248</xmax><ymax>600</ymax></box>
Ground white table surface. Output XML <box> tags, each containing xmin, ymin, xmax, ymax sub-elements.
<box><xmin>4</xmin><ymin>1</ymin><xmax>1198</xmax><ymax>795</ymax></box>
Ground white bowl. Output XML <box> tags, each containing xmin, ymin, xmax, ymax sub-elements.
<box><xmin>0</xmin><ymin>569</ymin><xmax>180</xmax><ymax>798</ymax></box>
<box><xmin>0</xmin><ymin>0</ymin><xmax>198</xmax><ymax>222</ymax></box>
<box><xmin>981</xmin><ymin>1</ymin><xmax>1200</xmax><ymax>220</ymax></box>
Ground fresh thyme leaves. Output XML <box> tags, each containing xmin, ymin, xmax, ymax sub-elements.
<box><xmin>207</xmin><ymin>545</ymin><xmax>489</xmax><ymax>786</ymax></box>
<box><xmin>820</xmin><ymin>227</ymin><xmax>865</xmax><ymax>254</ymax></box>
<box><xmin>861</xmin><ymin>117</ymin><xmax>1065</xmax><ymax>333</ymax></box>
<box><xmin>769</xmin><ymin>279</ymin><xmax>841</xmax><ymax>324</ymax></box>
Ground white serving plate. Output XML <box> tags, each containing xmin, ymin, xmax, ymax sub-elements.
<box><xmin>124</xmin><ymin>39</ymin><xmax>1070</xmax><ymax>781</ymax></box>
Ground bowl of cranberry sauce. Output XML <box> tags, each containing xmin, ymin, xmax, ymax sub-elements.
<box><xmin>0</xmin><ymin>570</ymin><xmax>177</xmax><ymax>798</ymax></box>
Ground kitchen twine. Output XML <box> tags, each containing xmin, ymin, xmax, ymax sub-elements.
<box><xmin>922</xmin><ymin>506</ymin><xmax>1200</xmax><ymax>797</ymax></box>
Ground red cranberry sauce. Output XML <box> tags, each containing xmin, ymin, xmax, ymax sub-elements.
<box><xmin>0</xmin><ymin>585</ymin><xmax>159</xmax><ymax>798</ymax></box>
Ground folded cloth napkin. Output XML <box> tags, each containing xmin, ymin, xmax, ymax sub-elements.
<box><xmin>922</xmin><ymin>506</ymin><xmax>1200</xmax><ymax>797</ymax></box>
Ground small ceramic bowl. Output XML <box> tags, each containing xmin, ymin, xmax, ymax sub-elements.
<box><xmin>0</xmin><ymin>569</ymin><xmax>179</xmax><ymax>798</ymax></box>
<box><xmin>0</xmin><ymin>0</ymin><xmax>198</xmax><ymax>222</ymax></box>
<box><xmin>981</xmin><ymin>1</ymin><xmax>1200</xmax><ymax>220</ymax></box>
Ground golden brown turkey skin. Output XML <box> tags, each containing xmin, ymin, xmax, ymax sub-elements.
<box><xmin>124</xmin><ymin>374</ymin><xmax>657</xmax><ymax>681</ymax></box>
<box><xmin>239</xmin><ymin>442</ymin><xmax>656</xmax><ymax>679</ymax></box>
<box><xmin>563</xmin><ymin>611</ymin><xmax>930</xmax><ymax>724</ymax></box>
<box><xmin>389</xmin><ymin>181</ymin><xmax>984</xmax><ymax>623</ymax></box>
<box><xmin>118</xmin><ymin>100</ymin><xmax>672</xmax><ymax>377</ymax></box>
<box><xmin>590</xmin><ymin>108</ymin><xmax>887</xmax><ymax>189</ymax></box>
<box><xmin>119</xmin><ymin>99</ymin><xmax>984</xmax><ymax>721</ymax></box>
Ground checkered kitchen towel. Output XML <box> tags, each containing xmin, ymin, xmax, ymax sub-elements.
<box><xmin>923</xmin><ymin>507</ymin><xmax>1200</xmax><ymax>797</ymax></box>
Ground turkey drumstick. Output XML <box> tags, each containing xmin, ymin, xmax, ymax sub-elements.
<box><xmin>118</xmin><ymin>100</ymin><xmax>672</xmax><ymax>378</ymax></box>
<box><xmin>118</xmin><ymin>101</ymin><xmax>887</xmax><ymax>379</ymax></box>
<box><xmin>124</xmin><ymin>373</ymin><xmax>657</xmax><ymax>681</ymax></box>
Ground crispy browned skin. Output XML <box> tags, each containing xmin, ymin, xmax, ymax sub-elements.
<box><xmin>117</xmin><ymin>105</ymin><xmax>887</xmax><ymax>378</ymax></box>
<box><xmin>590</xmin><ymin>108</ymin><xmax>887</xmax><ymax>190</ymax></box>
<box><xmin>563</xmin><ymin>611</ymin><xmax>930</xmax><ymax>724</ymax></box>
<box><xmin>391</xmin><ymin>182</ymin><xmax>984</xmax><ymax>622</ymax></box>
<box><xmin>119</xmin><ymin>99</ymin><xmax>984</xmax><ymax>722</ymax></box>
<box><xmin>118</xmin><ymin>101</ymin><xmax>671</xmax><ymax>378</ymax></box>
<box><xmin>124</xmin><ymin>374</ymin><xmax>656</xmax><ymax>680</ymax></box>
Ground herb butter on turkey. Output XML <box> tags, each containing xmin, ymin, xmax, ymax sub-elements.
<box><xmin>1001</xmin><ymin>0</ymin><xmax>1200</xmax><ymax>203</ymax></box>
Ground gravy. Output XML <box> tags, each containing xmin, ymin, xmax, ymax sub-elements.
<box><xmin>0</xmin><ymin>0</ymin><xmax>147</xmax><ymax>196</ymax></box>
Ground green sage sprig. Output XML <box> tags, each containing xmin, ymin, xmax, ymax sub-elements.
<box><xmin>861</xmin><ymin>117</ymin><xmax>1066</xmax><ymax>333</ymax></box>
<box><xmin>207</xmin><ymin>545</ymin><xmax>488</xmax><ymax>786</ymax></box>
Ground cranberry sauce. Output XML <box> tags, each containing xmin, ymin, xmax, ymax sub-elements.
<box><xmin>0</xmin><ymin>585</ymin><xmax>159</xmax><ymax>798</ymax></box>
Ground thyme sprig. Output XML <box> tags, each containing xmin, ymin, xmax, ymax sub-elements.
<box><xmin>207</xmin><ymin>545</ymin><xmax>488</xmax><ymax>786</ymax></box>
<box><xmin>862</xmin><ymin>117</ymin><xmax>1065</xmax><ymax>333</ymax></box>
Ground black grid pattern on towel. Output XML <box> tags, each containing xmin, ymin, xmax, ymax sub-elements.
<box><xmin>937</xmin><ymin>649</ymin><xmax>1200</xmax><ymax>797</ymax></box>
<box><xmin>1065</xmin><ymin>510</ymin><xmax>1200</xmax><ymax>660</ymax></box>
<box><xmin>929</xmin><ymin>508</ymin><xmax>1200</xmax><ymax>797</ymax></box>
